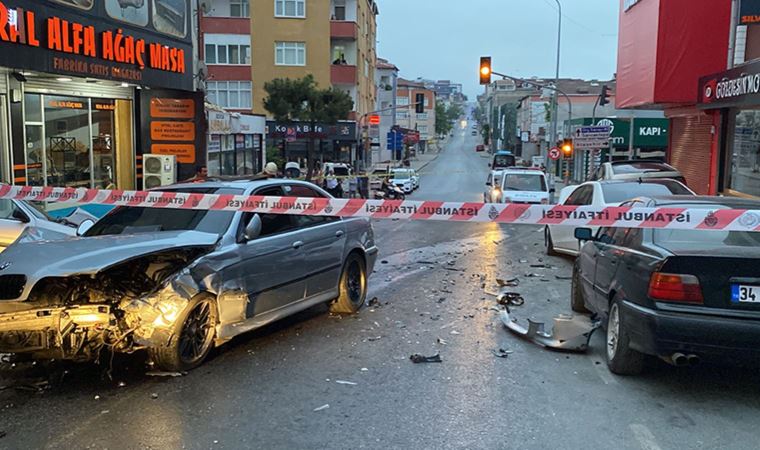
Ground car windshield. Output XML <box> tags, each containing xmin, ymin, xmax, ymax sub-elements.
<box><xmin>85</xmin><ymin>188</ymin><xmax>243</xmax><ymax>237</ymax></box>
<box><xmin>601</xmin><ymin>181</ymin><xmax>691</xmax><ymax>203</ymax></box>
<box><xmin>611</xmin><ymin>162</ymin><xmax>674</xmax><ymax>174</ymax></box>
<box><xmin>392</xmin><ymin>170</ymin><xmax>411</xmax><ymax>179</ymax></box>
<box><xmin>333</xmin><ymin>167</ymin><xmax>349</xmax><ymax>176</ymax></box>
<box><xmin>502</xmin><ymin>173</ymin><xmax>546</xmax><ymax>192</ymax></box>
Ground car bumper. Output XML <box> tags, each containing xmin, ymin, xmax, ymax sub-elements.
<box><xmin>365</xmin><ymin>246</ymin><xmax>379</xmax><ymax>274</ymax></box>
<box><xmin>621</xmin><ymin>300</ymin><xmax>760</xmax><ymax>361</ymax></box>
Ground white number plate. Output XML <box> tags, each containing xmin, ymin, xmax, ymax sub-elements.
<box><xmin>731</xmin><ymin>285</ymin><xmax>760</xmax><ymax>303</ymax></box>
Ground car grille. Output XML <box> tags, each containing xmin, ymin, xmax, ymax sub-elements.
<box><xmin>0</xmin><ymin>275</ymin><xmax>26</xmax><ymax>300</ymax></box>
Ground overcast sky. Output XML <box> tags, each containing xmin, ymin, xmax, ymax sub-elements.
<box><xmin>376</xmin><ymin>0</ymin><xmax>619</xmax><ymax>99</ymax></box>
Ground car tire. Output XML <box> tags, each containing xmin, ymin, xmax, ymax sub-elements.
<box><xmin>330</xmin><ymin>253</ymin><xmax>367</xmax><ymax>314</ymax></box>
<box><xmin>571</xmin><ymin>266</ymin><xmax>590</xmax><ymax>313</ymax></box>
<box><xmin>545</xmin><ymin>227</ymin><xmax>559</xmax><ymax>256</ymax></box>
<box><xmin>148</xmin><ymin>294</ymin><xmax>218</xmax><ymax>372</ymax></box>
<box><xmin>606</xmin><ymin>297</ymin><xmax>645</xmax><ymax>375</ymax></box>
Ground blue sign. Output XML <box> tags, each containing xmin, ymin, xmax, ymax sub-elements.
<box><xmin>386</xmin><ymin>131</ymin><xmax>404</xmax><ymax>150</ymax></box>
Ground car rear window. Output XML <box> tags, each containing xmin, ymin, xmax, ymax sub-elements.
<box><xmin>611</xmin><ymin>162</ymin><xmax>674</xmax><ymax>174</ymax></box>
<box><xmin>333</xmin><ymin>167</ymin><xmax>349</xmax><ymax>176</ymax></box>
<box><xmin>655</xmin><ymin>229</ymin><xmax>760</xmax><ymax>247</ymax></box>
<box><xmin>502</xmin><ymin>173</ymin><xmax>547</xmax><ymax>192</ymax></box>
<box><xmin>601</xmin><ymin>181</ymin><xmax>691</xmax><ymax>203</ymax></box>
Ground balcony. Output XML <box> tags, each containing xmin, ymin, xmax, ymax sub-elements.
<box><xmin>331</xmin><ymin>20</ymin><xmax>358</xmax><ymax>40</ymax></box>
<box><xmin>331</xmin><ymin>64</ymin><xmax>357</xmax><ymax>85</ymax></box>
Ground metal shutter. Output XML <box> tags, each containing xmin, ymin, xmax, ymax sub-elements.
<box><xmin>23</xmin><ymin>79</ymin><xmax>132</xmax><ymax>99</ymax></box>
<box><xmin>669</xmin><ymin>115</ymin><xmax>714</xmax><ymax>195</ymax></box>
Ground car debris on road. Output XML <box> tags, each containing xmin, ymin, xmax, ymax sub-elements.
<box><xmin>409</xmin><ymin>354</ymin><xmax>443</xmax><ymax>363</ymax></box>
<box><xmin>500</xmin><ymin>310</ymin><xmax>599</xmax><ymax>352</ymax></box>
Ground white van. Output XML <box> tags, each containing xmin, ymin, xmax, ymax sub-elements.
<box><xmin>494</xmin><ymin>169</ymin><xmax>552</xmax><ymax>204</ymax></box>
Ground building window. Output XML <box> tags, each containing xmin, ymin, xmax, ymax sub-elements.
<box><xmin>333</xmin><ymin>0</ymin><xmax>346</xmax><ymax>20</ymax></box>
<box><xmin>424</xmin><ymin>96</ymin><xmax>430</xmax><ymax>107</ymax></box>
<box><xmin>416</xmin><ymin>113</ymin><xmax>428</xmax><ymax>120</ymax></box>
<box><xmin>397</xmin><ymin>97</ymin><xmax>409</xmax><ymax>106</ymax></box>
<box><xmin>205</xmin><ymin>44</ymin><xmax>250</xmax><ymax>65</ymax></box>
<box><xmin>396</xmin><ymin>111</ymin><xmax>409</xmax><ymax>119</ymax></box>
<box><xmin>230</xmin><ymin>0</ymin><xmax>250</xmax><ymax>17</ymax></box>
<box><xmin>275</xmin><ymin>0</ymin><xmax>305</xmax><ymax>18</ymax></box>
<box><xmin>207</xmin><ymin>81</ymin><xmax>253</xmax><ymax>109</ymax></box>
<box><xmin>418</xmin><ymin>125</ymin><xmax>428</xmax><ymax>133</ymax></box>
<box><xmin>364</xmin><ymin>59</ymin><xmax>369</xmax><ymax>78</ymax></box>
<box><xmin>275</xmin><ymin>42</ymin><xmax>306</xmax><ymax>65</ymax></box>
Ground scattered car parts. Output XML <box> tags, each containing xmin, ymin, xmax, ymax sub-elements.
<box><xmin>500</xmin><ymin>309</ymin><xmax>599</xmax><ymax>352</ymax></box>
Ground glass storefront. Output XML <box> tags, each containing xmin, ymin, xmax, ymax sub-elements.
<box><xmin>729</xmin><ymin>109</ymin><xmax>760</xmax><ymax>197</ymax></box>
<box><xmin>208</xmin><ymin>133</ymin><xmax>263</xmax><ymax>176</ymax></box>
<box><xmin>21</xmin><ymin>93</ymin><xmax>132</xmax><ymax>189</ymax></box>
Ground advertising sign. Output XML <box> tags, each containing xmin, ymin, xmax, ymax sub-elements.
<box><xmin>741</xmin><ymin>0</ymin><xmax>760</xmax><ymax>25</ymax></box>
<box><xmin>699</xmin><ymin>59</ymin><xmax>760</xmax><ymax>108</ymax></box>
<box><xmin>0</xmin><ymin>0</ymin><xmax>193</xmax><ymax>90</ymax></box>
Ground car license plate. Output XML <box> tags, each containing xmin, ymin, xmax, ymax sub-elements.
<box><xmin>731</xmin><ymin>284</ymin><xmax>760</xmax><ymax>303</ymax></box>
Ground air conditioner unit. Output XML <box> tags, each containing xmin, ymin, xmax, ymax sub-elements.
<box><xmin>143</xmin><ymin>154</ymin><xmax>176</xmax><ymax>189</ymax></box>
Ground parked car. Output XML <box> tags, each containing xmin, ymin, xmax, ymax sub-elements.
<box><xmin>0</xmin><ymin>199</ymin><xmax>93</xmax><ymax>251</ymax></box>
<box><xmin>0</xmin><ymin>180</ymin><xmax>378</xmax><ymax>371</ymax></box>
<box><xmin>490</xmin><ymin>169</ymin><xmax>551</xmax><ymax>204</ymax></box>
<box><xmin>591</xmin><ymin>160</ymin><xmax>686</xmax><ymax>184</ymax></box>
<box><xmin>546</xmin><ymin>179</ymin><xmax>695</xmax><ymax>257</ymax></box>
<box><xmin>491</xmin><ymin>150</ymin><xmax>516</xmax><ymax>170</ymax></box>
<box><xmin>390</xmin><ymin>169</ymin><xmax>415</xmax><ymax>193</ymax></box>
<box><xmin>323</xmin><ymin>162</ymin><xmax>352</xmax><ymax>193</ymax></box>
<box><xmin>471</xmin><ymin>131</ymin><xmax>478</xmax><ymax>136</ymax></box>
<box><xmin>484</xmin><ymin>170</ymin><xmax>504</xmax><ymax>203</ymax></box>
<box><xmin>571</xmin><ymin>196</ymin><xmax>760</xmax><ymax>375</ymax></box>
<box><xmin>475</xmin><ymin>144</ymin><xmax>485</xmax><ymax>152</ymax></box>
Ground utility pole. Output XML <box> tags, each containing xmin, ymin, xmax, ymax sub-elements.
<box><xmin>549</xmin><ymin>0</ymin><xmax>563</xmax><ymax>169</ymax></box>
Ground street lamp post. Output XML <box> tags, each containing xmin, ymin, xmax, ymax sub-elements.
<box><xmin>549</xmin><ymin>0</ymin><xmax>562</xmax><ymax>169</ymax></box>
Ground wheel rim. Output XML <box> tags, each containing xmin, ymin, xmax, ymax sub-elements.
<box><xmin>607</xmin><ymin>303</ymin><xmax>620</xmax><ymax>360</ymax></box>
<box><xmin>346</xmin><ymin>260</ymin><xmax>364</xmax><ymax>303</ymax></box>
<box><xmin>179</xmin><ymin>300</ymin><xmax>215</xmax><ymax>365</ymax></box>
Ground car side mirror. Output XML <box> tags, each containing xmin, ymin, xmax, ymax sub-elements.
<box><xmin>244</xmin><ymin>214</ymin><xmax>263</xmax><ymax>241</ymax></box>
<box><xmin>11</xmin><ymin>208</ymin><xmax>29</xmax><ymax>223</ymax></box>
<box><xmin>574</xmin><ymin>227</ymin><xmax>594</xmax><ymax>242</ymax></box>
<box><xmin>77</xmin><ymin>219</ymin><xmax>95</xmax><ymax>236</ymax></box>
<box><xmin>487</xmin><ymin>163</ymin><xmax>491</xmax><ymax>168</ymax></box>
<box><xmin>549</xmin><ymin>188</ymin><xmax>556</xmax><ymax>193</ymax></box>
<box><xmin>486</xmin><ymin>181</ymin><xmax>491</xmax><ymax>186</ymax></box>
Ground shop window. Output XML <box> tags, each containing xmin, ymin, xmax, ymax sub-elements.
<box><xmin>730</xmin><ymin>109</ymin><xmax>760</xmax><ymax>197</ymax></box>
<box><xmin>105</xmin><ymin>0</ymin><xmax>149</xmax><ymax>26</ymax></box>
<box><xmin>52</xmin><ymin>0</ymin><xmax>93</xmax><ymax>10</ymax></box>
<box><xmin>24</xmin><ymin>94</ymin><xmax>42</xmax><ymax>123</ymax></box>
<box><xmin>92</xmin><ymin>100</ymin><xmax>117</xmax><ymax>189</ymax></box>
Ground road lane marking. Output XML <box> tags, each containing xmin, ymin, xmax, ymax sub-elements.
<box><xmin>630</xmin><ymin>424</ymin><xmax>663</xmax><ymax>450</ymax></box>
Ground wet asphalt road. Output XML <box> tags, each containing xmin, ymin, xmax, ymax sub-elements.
<box><xmin>2</xmin><ymin>124</ymin><xmax>760</xmax><ymax>449</ymax></box>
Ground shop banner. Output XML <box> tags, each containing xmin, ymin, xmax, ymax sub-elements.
<box><xmin>741</xmin><ymin>0</ymin><xmax>760</xmax><ymax>25</ymax></box>
<box><xmin>266</xmin><ymin>121</ymin><xmax>357</xmax><ymax>140</ymax></box>
<box><xmin>699</xmin><ymin>59</ymin><xmax>760</xmax><ymax>108</ymax></box>
<box><xmin>0</xmin><ymin>0</ymin><xmax>193</xmax><ymax>90</ymax></box>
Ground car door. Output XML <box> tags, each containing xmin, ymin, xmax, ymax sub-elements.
<box><xmin>237</xmin><ymin>186</ymin><xmax>309</xmax><ymax>317</ymax></box>
<box><xmin>282</xmin><ymin>184</ymin><xmax>347</xmax><ymax>298</ymax></box>
<box><xmin>589</xmin><ymin>226</ymin><xmax>628</xmax><ymax>311</ymax></box>
<box><xmin>0</xmin><ymin>200</ymin><xmax>30</xmax><ymax>249</ymax></box>
<box><xmin>552</xmin><ymin>184</ymin><xmax>593</xmax><ymax>252</ymax></box>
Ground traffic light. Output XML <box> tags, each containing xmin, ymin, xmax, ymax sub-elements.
<box><xmin>599</xmin><ymin>84</ymin><xmax>610</xmax><ymax>106</ymax></box>
<box><xmin>415</xmin><ymin>93</ymin><xmax>425</xmax><ymax>114</ymax></box>
<box><xmin>561</xmin><ymin>139</ymin><xmax>573</xmax><ymax>158</ymax></box>
<box><xmin>479</xmin><ymin>56</ymin><xmax>492</xmax><ymax>85</ymax></box>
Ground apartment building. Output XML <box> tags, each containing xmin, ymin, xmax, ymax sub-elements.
<box><xmin>250</xmin><ymin>0</ymin><xmax>378</xmax><ymax>119</ymax></box>
<box><xmin>397</xmin><ymin>78</ymin><xmax>436</xmax><ymax>152</ymax></box>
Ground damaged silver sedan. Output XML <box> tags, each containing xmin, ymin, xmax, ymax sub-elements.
<box><xmin>0</xmin><ymin>180</ymin><xmax>377</xmax><ymax>371</ymax></box>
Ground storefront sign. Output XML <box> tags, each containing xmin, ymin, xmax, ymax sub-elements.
<box><xmin>569</xmin><ymin>118</ymin><xmax>669</xmax><ymax>148</ymax></box>
<box><xmin>266</xmin><ymin>121</ymin><xmax>356</xmax><ymax>140</ymax></box>
<box><xmin>699</xmin><ymin>59</ymin><xmax>760</xmax><ymax>108</ymax></box>
<box><xmin>0</xmin><ymin>0</ymin><xmax>192</xmax><ymax>90</ymax></box>
<box><xmin>139</xmin><ymin>89</ymin><xmax>205</xmax><ymax>178</ymax></box>
<box><xmin>741</xmin><ymin>0</ymin><xmax>760</xmax><ymax>25</ymax></box>
<box><xmin>208</xmin><ymin>111</ymin><xmax>232</xmax><ymax>134</ymax></box>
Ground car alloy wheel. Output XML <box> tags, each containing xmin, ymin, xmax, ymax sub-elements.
<box><xmin>346</xmin><ymin>260</ymin><xmax>363</xmax><ymax>303</ymax></box>
<box><xmin>178</xmin><ymin>298</ymin><xmax>215</xmax><ymax>366</ymax></box>
<box><xmin>606</xmin><ymin>303</ymin><xmax>620</xmax><ymax>361</ymax></box>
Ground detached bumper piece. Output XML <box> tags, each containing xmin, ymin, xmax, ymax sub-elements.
<box><xmin>500</xmin><ymin>309</ymin><xmax>600</xmax><ymax>352</ymax></box>
<box><xmin>0</xmin><ymin>305</ymin><xmax>112</xmax><ymax>359</ymax></box>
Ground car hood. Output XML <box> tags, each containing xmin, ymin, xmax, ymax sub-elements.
<box><xmin>0</xmin><ymin>230</ymin><xmax>219</xmax><ymax>300</ymax></box>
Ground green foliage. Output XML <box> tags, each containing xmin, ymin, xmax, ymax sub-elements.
<box><xmin>262</xmin><ymin>75</ymin><xmax>354</xmax><ymax>178</ymax></box>
<box><xmin>435</xmin><ymin>102</ymin><xmax>466</xmax><ymax>136</ymax></box>
<box><xmin>481</xmin><ymin>123</ymin><xmax>490</xmax><ymax>145</ymax></box>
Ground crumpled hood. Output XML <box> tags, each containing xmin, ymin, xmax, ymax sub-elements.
<box><xmin>0</xmin><ymin>230</ymin><xmax>219</xmax><ymax>301</ymax></box>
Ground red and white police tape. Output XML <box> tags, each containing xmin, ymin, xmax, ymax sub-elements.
<box><xmin>2</xmin><ymin>184</ymin><xmax>760</xmax><ymax>232</ymax></box>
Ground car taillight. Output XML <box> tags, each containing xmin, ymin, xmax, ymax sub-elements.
<box><xmin>647</xmin><ymin>273</ymin><xmax>703</xmax><ymax>304</ymax></box>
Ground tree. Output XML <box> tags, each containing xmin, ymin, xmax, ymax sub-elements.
<box><xmin>263</xmin><ymin>75</ymin><xmax>353</xmax><ymax>179</ymax></box>
<box><xmin>435</xmin><ymin>103</ymin><xmax>466</xmax><ymax>136</ymax></box>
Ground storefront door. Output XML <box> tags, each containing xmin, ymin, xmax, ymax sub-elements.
<box><xmin>21</xmin><ymin>93</ymin><xmax>132</xmax><ymax>189</ymax></box>
<box><xmin>728</xmin><ymin>109</ymin><xmax>760</xmax><ymax>197</ymax></box>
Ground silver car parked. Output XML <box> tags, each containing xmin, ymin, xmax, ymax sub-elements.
<box><xmin>0</xmin><ymin>179</ymin><xmax>378</xmax><ymax>371</ymax></box>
